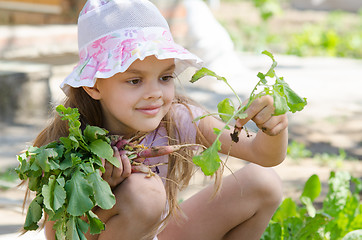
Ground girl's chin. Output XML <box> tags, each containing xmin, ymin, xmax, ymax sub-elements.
<box><xmin>135</xmin><ymin>124</ymin><xmax>160</xmax><ymax>133</ymax></box>
<box><xmin>120</xmin><ymin>123</ymin><xmax>160</xmax><ymax>136</ymax></box>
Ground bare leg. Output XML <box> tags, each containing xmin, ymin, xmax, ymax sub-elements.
<box><xmin>45</xmin><ymin>173</ymin><xmax>166</xmax><ymax>240</ymax></box>
<box><xmin>158</xmin><ymin>163</ymin><xmax>283</xmax><ymax>240</ymax></box>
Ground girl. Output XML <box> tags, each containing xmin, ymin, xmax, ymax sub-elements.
<box><xmin>38</xmin><ymin>0</ymin><xmax>288</xmax><ymax>239</ymax></box>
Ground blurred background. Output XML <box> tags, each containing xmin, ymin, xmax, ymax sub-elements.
<box><xmin>0</xmin><ymin>0</ymin><xmax>361</xmax><ymax>239</ymax></box>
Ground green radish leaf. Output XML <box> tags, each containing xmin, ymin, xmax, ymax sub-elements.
<box><xmin>193</xmin><ymin>140</ymin><xmax>221</xmax><ymax>176</ymax></box>
<box><xmin>257</xmin><ymin>72</ymin><xmax>267</xmax><ymax>84</ymax></box>
<box><xmin>46</xmin><ymin>205</ymin><xmax>65</xmax><ymax>222</ymax></box>
<box><xmin>56</xmin><ymin>105</ymin><xmax>83</xmax><ymax>139</ymax></box>
<box><xmin>262</xmin><ymin>50</ymin><xmax>277</xmax><ymax>78</ymax></box>
<box><xmin>70</xmin><ymin>152</ymin><xmax>82</xmax><ymax>166</ymax></box>
<box><xmin>42</xmin><ymin>175</ymin><xmax>66</xmax><ymax>212</ymax></box>
<box><xmin>28</xmin><ymin>175</ymin><xmax>41</xmax><ymax>192</ymax></box>
<box><xmin>190</xmin><ymin>67</ymin><xmax>227</xmax><ymax>83</ymax></box>
<box><xmin>295</xmin><ymin>214</ymin><xmax>330</xmax><ymax>239</ymax></box>
<box><xmin>89</xmin><ymin>139</ymin><xmax>120</xmax><ymax>168</ymax></box>
<box><xmin>300</xmin><ymin>196</ymin><xmax>316</xmax><ymax>217</ymax></box>
<box><xmin>275</xmin><ymin>78</ymin><xmax>307</xmax><ymax>113</ymax></box>
<box><xmin>272</xmin><ymin>93</ymin><xmax>289</xmax><ymax>116</ymax></box>
<box><xmin>217</xmin><ymin>98</ymin><xmax>235</xmax><ymax>122</ymax></box>
<box><xmin>66</xmin><ymin>216</ymin><xmax>85</xmax><ymax>240</ymax></box>
<box><xmin>24</xmin><ymin>195</ymin><xmax>43</xmax><ymax>230</ymax></box>
<box><xmin>301</xmin><ymin>174</ymin><xmax>321</xmax><ymax>202</ymax></box>
<box><xmin>76</xmin><ymin>218</ymin><xmax>89</xmax><ymax>239</ymax></box>
<box><xmin>60</xmin><ymin>136</ymin><xmax>79</xmax><ymax>151</ymax></box>
<box><xmin>84</xmin><ymin>125</ymin><xmax>108</xmax><ymax>143</ymax></box>
<box><xmin>260</xmin><ymin>222</ymin><xmax>282</xmax><ymax>240</ymax></box>
<box><xmin>86</xmin><ymin>171</ymin><xmax>115</xmax><ymax>210</ymax></box>
<box><xmin>65</xmin><ymin>170</ymin><xmax>94</xmax><ymax>216</ymax></box>
<box><xmin>284</xmin><ymin>85</ymin><xmax>307</xmax><ymax>113</ymax></box>
<box><xmin>87</xmin><ymin>211</ymin><xmax>105</xmax><ymax>234</ymax></box>
<box><xmin>35</xmin><ymin>148</ymin><xmax>58</xmax><ymax>172</ymax></box>
<box><xmin>59</xmin><ymin>153</ymin><xmax>73</xmax><ymax>170</ymax></box>
<box><xmin>281</xmin><ymin>217</ymin><xmax>304</xmax><ymax>239</ymax></box>
<box><xmin>323</xmin><ymin>171</ymin><xmax>351</xmax><ymax>217</ymax></box>
<box><xmin>272</xmin><ymin>197</ymin><xmax>299</xmax><ymax>223</ymax></box>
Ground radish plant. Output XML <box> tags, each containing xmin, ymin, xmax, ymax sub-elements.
<box><xmin>261</xmin><ymin>171</ymin><xmax>362</xmax><ymax>240</ymax></box>
<box><xmin>190</xmin><ymin>50</ymin><xmax>307</xmax><ymax>175</ymax></box>
<box><xmin>16</xmin><ymin>105</ymin><xmax>199</xmax><ymax>239</ymax></box>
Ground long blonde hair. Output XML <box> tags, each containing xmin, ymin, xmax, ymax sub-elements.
<box><xmin>29</xmin><ymin>87</ymin><xmax>221</xmax><ymax>236</ymax></box>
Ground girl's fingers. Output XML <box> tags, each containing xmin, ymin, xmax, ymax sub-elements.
<box><xmin>102</xmin><ymin>159</ymin><xmax>113</xmax><ymax>180</ymax></box>
<box><xmin>120</xmin><ymin>153</ymin><xmax>132</xmax><ymax>179</ymax></box>
<box><xmin>235</xmin><ymin>95</ymin><xmax>274</xmax><ymax>128</ymax></box>
<box><xmin>109</xmin><ymin>147</ymin><xmax>123</xmax><ymax>181</ymax></box>
<box><xmin>258</xmin><ymin>114</ymin><xmax>288</xmax><ymax>136</ymax></box>
<box><xmin>235</xmin><ymin>95</ymin><xmax>289</xmax><ymax>136</ymax></box>
<box><xmin>133</xmin><ymin>157</ymin><xmax>145</xmax><ymax>163</ymax></box>
<box><xmin>252</xmin><ymin>104</ymin><xmax>275</xmax><ymax>126</ymax></box>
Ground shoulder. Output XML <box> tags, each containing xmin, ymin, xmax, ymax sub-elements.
<box><xmin>170</xmin><ymin>102</ymin><xmax>206</xmax><ymax>125</ymax></box>
<box><xmin>169</xmin><ymin>102</ymin><xmax>206</xmax><ymax>143</ymax></box>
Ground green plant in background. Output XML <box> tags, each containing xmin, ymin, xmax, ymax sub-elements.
<box><xmin>251</xmin><ymin>0</ymin><xmax>283</xmax><ymax>21</ymax></box>
<box><xmin>218</xmin><ymin>0</ymin><xmax>284</xmax><ymax>53</ymax></box>
<box><xmin>314</xmin><ymin>149</ymin><xmax>357</xmax><ymax>168</ymax></box>
<box><xmin>287</xmin><ymin>10</ymin><xmax>362</xmax><ymax>59</ymax></box>
<box><xmin>287</xmin><ymin>140</ymin><xmax>312</xmax><ymax>160</ymax></box>
<box><xmin>218</xmin><ymin>1</ymin><xmax>362</xmax><ymax>59</ymax></box>
<box><xmin>0</xmin><ymin>168</ymin><xmax>18</xmax><ymax>190</ymax></box>
<box><xmin>261</xmin><ymin>171</ymin><xmax>362</xmax><ymax>240</ymax></box>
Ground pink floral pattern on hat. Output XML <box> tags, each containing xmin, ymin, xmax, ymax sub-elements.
<box><xmin>61</xmin><ymin>27</ymin><xmax>202</xmax><ymax>91</ymax></box>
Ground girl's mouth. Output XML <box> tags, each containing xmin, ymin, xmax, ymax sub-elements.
<box><xmin>136</xmin><ymin>106</ymin><xmax>162</xmax><ymax>116</ymax></box>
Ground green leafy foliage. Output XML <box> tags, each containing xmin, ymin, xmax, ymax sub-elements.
<box><xmin>261</xmin><ymin>171</ymin><xmax>362</xmax><ymax>240</ymax></box>
<box><xmin>16</xmin><ymin>105</ymin><xmax>118</xmax><ymax>239</ymax></box>
<box><xmin>251</xmin><ymin>0</ymin><xmax>283</xmax><ymax>21</ymax></box>
<box><xmin>287</xmin><ymin>11</ymin><xmax>362</xmax><ymax>59</ymax></box>
<box><xmin>190</xmin><ymin>50</ymin><xmax>307</xmax><ymax>175</ymax></box>
<box><xmin>287</xmin><ymin>140</ymin><xmax>312</xmax><ymax>160</ymax></box>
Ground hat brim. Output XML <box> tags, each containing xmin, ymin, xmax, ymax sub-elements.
<box><xmin>60</xmin><ymin>27</ymin><xmax>203</xmax><ymax>94</ymax></box>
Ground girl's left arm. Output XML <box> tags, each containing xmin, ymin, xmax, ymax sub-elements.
<box><xmin>198</xmin><ymin>95</ymin><xmax>289</xmax><ymax>167</ymax></box>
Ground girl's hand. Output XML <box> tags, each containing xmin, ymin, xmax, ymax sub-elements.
<box><xmin>101</xmin><ymin>147</ymin><xmax>132</xmax><ymax>188</ymax></box>
<box><xmin>236</xmin><ymin>95</ymin><xmax>288</xmax><ymax>136</ymax></box>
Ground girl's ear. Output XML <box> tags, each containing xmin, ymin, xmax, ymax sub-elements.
<box><xmin>82</xmin><ymin>85</ymin><xmax>102</xmax><ymax>100</ymax></box>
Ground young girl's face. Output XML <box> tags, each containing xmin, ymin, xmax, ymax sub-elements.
<box><xmin>84</xmin><ymin>56</ymin><xmax>175</xmax><ymax>136</ymax></box>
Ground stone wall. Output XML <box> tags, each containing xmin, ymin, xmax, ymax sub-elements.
<box><xmin>0</xmin><ymin>0</ymin><xmax>86</xmax><ymax>25</ymax></box>
<box><xmin>0</xmin><ymin>61</ymin><xmax>51</xmax><ymax>123</ymax></box>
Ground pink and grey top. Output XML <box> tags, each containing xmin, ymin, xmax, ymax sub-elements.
<box><xmin>140</xmin><ymin>103</ymin><xmax>205</xmax><ymax>184</ymax></box>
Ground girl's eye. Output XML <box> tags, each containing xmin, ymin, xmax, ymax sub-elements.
<box><xmin>160</xmin><ymin>75</ymin><xmax>175</xmax><ymax>82</ymax></box>
<box><xmin>127</xmin><ymin>79</ymin><xmax>141</xmax><ymax>85</ymax></box>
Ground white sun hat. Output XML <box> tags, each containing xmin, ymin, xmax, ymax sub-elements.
<box><xmin>60</xmin><ymin>0</ymin><xmax>203</xmax><ymax>94</ymax></box>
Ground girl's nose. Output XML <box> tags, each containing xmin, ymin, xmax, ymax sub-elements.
<box><xmin>144</xmin><ymin>80</ymin><xmax>163</xmax><ymax>99</ymax></box>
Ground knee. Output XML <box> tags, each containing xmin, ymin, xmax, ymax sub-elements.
<box><xmin>243</xmin><ymin>164</ymin><xmax>283</xmax><ymax>206</ymax></box>
<box><xmin>113</xmin><ymin>173</ymin><xmax>167</xmax><ymax>224</ymax></box>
